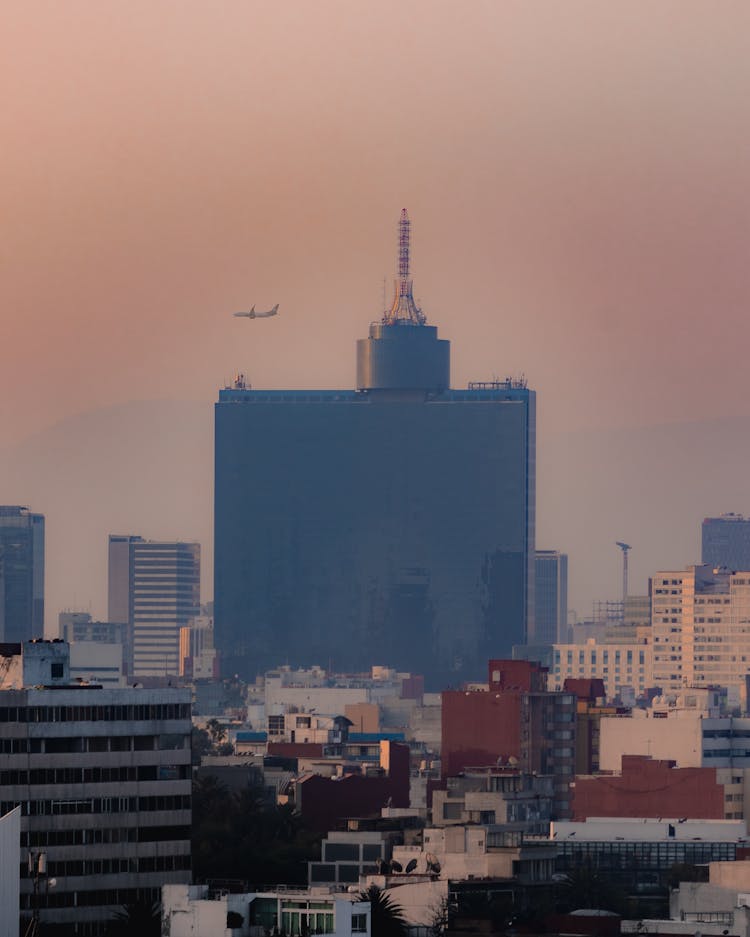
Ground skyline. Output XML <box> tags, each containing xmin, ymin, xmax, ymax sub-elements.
<box><xmin>5</xmin><ymin>1</ymin><xmax>750</xmax><ymax>630</ymax></box>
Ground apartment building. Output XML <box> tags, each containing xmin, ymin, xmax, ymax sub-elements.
<box><xmin>0</xmin><ymin>642</ymin><xmax>191</xmax><ymax>935</ymax></box>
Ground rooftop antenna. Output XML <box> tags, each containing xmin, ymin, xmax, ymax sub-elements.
<box><xmin>383</xmin><ymin>209</ymin><xmax>426</xmax><ymax>326</ymax></box>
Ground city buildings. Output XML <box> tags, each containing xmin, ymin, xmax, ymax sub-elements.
<box><xmin>652</xmin><ymin>565</ymin><xmax>750</xmax><ymax>702</ymax></box>
<box><xmin>549</xmin><ymin>636</ymin><xmax>653</xmax><ymax>701</ymax></box>
<box><xmin>534</xmin><ymin>550</ymin><xmax>568</xmax><ymax>644</ymax></box>
<box><xmin>441</xmin><ymin>660</ymin><xmax>576</xmax><ymax>817</ymax></box>
<box><xmin>0</xmin><ymin>506</ymin><xmax>44</xmax><ymax>644</ymax></box>
<box><xmin>571</xmin><ymin>755</ymin><xmax>749</xmax><ymax>821</ymax></box>
<box><xmin>598</xmin><ymin>694</ymin><xmax>750</xmax><ymax>772</ymax></box>
<box><xmin>162</xmin><ymin>883</ymin><xmax>371</xmax><ymax>937</ymax></box>
<box><xmin>0</xmin><ymin>641</ymin><xmax>191</xmax><ymax>936</ymax></box>
<box><xmin>59</xmin><ymin>611</ymin><xmax>128</xmax><ymax>685</ymax></box>
<box><xmin>108</xmin><ymin>535</ymin><xmax>200</xmax><ymax>678</ymax></box>
<box><xmin>214</xmin><ymin>211</ymin><xmax>535</xmax><ymax>685</ymax></box>
<box><xmin>703</xmin><ymin>514</ymin><xmax>750</xmax><ymax>570</ymax></box>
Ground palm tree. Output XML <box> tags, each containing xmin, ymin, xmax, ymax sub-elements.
<box><xmin>105</xmin><ymin>899</ymin><xmax>161</xmax><ymax>937</ymax></box>
<box><xmin>358</xmin><ymin>884</ymin><xmax>408</xmax><ymax>937</ymax></box>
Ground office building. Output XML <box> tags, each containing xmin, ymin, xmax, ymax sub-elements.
<box><xmin>0</xmin><ymin>641</ymin><xmax>191</xmax><ymax>936</ymax></box>
<box><xmin>703</xmin><ymin>514</ymin><xmax>750</xmax><ymax>570</ymax></box>
<box><xmin>534</xmin><ymin>550</ymin><xmax>567</xmax><ymax>643</ymax></box>
<box><xmin>0</xmin><ymin>507</ymin><xmax>44</xmax><ymax>643</ymax></box>
<box><xmin>108</xmin><ymin>536</ymin><xmax>200</xmax><ymax>678</ymax></box>
<box><xmin>215</xmin><ymin>211</ymin><xmax>535</xmax><ymax>684</ymax></box>
<box><xmin>549</xmin><ymin>636</ymin><xmax>653</xmax><ymax>701</ymax></box>
<box><xmin>652</xmin><ymin>565</ymin><xmax>750</xmax><ymax>702</ymax></box>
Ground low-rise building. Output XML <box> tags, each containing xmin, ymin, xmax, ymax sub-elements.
<box><xmin>393</xmin><ymin>826</ymin><xmax>557</xmax><ymax>883</ymax></box>
<box><xmin>572</xmin><ymin>755</ymin><xmax>750</xmax><ymax>822</ymax></box>
<box><xmin>431</xmin><ymin>769</ymin><xmax>553</xmax><ymax>833</ymax></box>
<box><xmin>162</xmin><ymin>883</ymin><xmax>371</xmax><ymax>937</ymax></box>
<box><xmin>600</xmin><ymin>702</ymin><xmax>750</xmax><ymax>773</ymax></box>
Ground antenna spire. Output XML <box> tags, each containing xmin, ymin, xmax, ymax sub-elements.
<box><xmin>383</xmin><ymin>208</ymin><xmax>426</xmax><ymax>326</ymax></box>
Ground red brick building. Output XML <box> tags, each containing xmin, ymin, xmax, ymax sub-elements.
<box><xmin>292</xmin><ymin>740</ymin><xmax>410</xmax><ymax>832</ymax></box>
<box><xmin>571</xmin><ymin>755</ymin><xmax>727</xmax><ymax>820</ymax></box>
<box><xmin>441</xmin><ymin>659</ymin><xmax>576</xmax><ymax>817</ymax></box>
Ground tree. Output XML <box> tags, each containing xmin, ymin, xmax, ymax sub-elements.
<box><xmin>206</xmin><ymin>718</ymin><xmax>228</xmax><ymax>749</ymax></box>
<box><xmin>105</xmin><ymin>900</ymin><xmax>160</xmax><ymax>937</ymax></box>
<box><xmin>358</xmin><ymin>885</ymin><xmax>409</xmax><ymax>937</ymax></box>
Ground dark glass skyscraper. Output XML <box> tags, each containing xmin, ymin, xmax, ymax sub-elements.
<box><xmin>214</xmin><ymin>211</ymin><xmax>535</xmax><ymax>684</ymax></box>
<box><xmin>0</xmin><ymin>505</ymin><xmax>45</xmax><ymax>643</ymax></box>
<box><xmin>702</xmin><ymin>514</ymin><xmax>750</xmax><ymax>571</ymax></box>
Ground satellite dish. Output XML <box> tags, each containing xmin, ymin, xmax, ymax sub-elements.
<box><xmin>507</xmin><ymin>755</ymin><xmax>519</xmax><ymax>766</ymax></box>
<box><xmin>405</xmin><ymin>859</ymin><xmax>418</xmax><ymax>874</ymax></box>
<box><xmin>391</xmin><ymin>860</ymin><xmax>403</xmax><ymax>873</ymax></box>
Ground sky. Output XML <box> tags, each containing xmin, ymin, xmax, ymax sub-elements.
<box><xmin>4</xmin><ymin>1</ymin><xmax>750</xmax><ymax>630</ymax></box>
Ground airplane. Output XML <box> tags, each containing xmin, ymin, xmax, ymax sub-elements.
<box><xmin>233</xmin><ymin>304</ymin><xmax>279</xmax><ymax>319</ymax></box>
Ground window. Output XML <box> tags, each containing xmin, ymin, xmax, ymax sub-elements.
<box><xmin>353</xmin><ymin>914</ymin><xmax>368</xmax><ymax>932</ymax></box>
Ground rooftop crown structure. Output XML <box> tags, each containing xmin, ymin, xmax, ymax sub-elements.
<box><xmin>214</xmin><ymin>211</ymin><xmax>535</xmax><ymax>685</ymax></box>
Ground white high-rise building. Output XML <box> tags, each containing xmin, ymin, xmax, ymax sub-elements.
<box><xmin>652</xmin><ymin>565</ymin><xmax>750</xmax><ymax>703</ymax></box>
<box><xmin>108</xmin><ymin>536</ymin><xmax>200</xmax><ymax>678</ymax></box>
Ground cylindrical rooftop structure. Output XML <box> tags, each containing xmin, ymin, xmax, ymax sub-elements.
<box><xmin>356</xmin><ymin>322</ymin><xmax>450</xmax><ymax>392</ymax></box>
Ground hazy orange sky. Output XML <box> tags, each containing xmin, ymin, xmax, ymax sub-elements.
<box><xmin>4</xmin><ymin>1</ymin><xmax>750</xmax><ymax>629</ymax></box>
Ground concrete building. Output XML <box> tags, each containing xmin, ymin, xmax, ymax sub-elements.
<box><xmin>308</xmin><ymin>830</ymin><xmax>395</xmax><ymax>887</ymax></box>
<box><xmin>108</xmin><ymin>535</ymin><xmax>200</xmax><ymax>678</ymax></box>
<box><xmin>441</xmin><ymin>660</ymin><xmax>576</xmax><ymax>817</ymax></box>
<box><xmin>571</xmin><ymin>755</ymin><xmax>750</xmax><ymax>821</ymax></box>
<box><xmin>597</xmin><ymin>692</ymin><xmax>750</xmax><ymax>772</ymax></box>
<box><xmin>652</xmin><ymin>565</ymin><xmax>750</xmax><ymax>703</ymax></box>
<box><xmin>549</xmin><ymin>637</ymin><xmax>653</xmax><ymax>701</ymax></box>
<box><xmin>0</xmin><ymin>641</ymin><xmax>191</xmax><ymax>936</ymax></box>
<box><xmin>0</xmin><ymin>807</ymin><xmax>20</xmax><ymax>937</ymax></box>
<box><xmin>59</xmin><ymin>611</ymin><xmax>130</xmax><ymax>681</ymax></box>
<box><xmin>534</xmin><ymin>550</ymin><xmax>568</xmax><ymax>644</ymax></box>
<box><xmin>393</xmin><ymin>825</ymin><xmax>557</xmax><ymax>883</ymax></box>
<box><xmin>431</xmin><ymin>769</ymin><xmax>553</xmax><ymax>833</ymax></box>
<box><xmin>162</xmin><ymin>883</ymin><xmax>371</xmax><ymax>937</ymax></box>
<box><xmin>0</xmin><ymin>507</ymin><xmax>44</xmax><ymax>644</ymax></box>
<box><xmin>670</xmin><ymin>860</ymin><xmax>750</xmax><ymax>937</ymax></box>
<box><xmin>214</xmin><ymin>211</ymin><xmax>536</xmax><ymax>685</ymax></box>
<box><xmin>552</xmin><ymin>818</ymin><xmax>748</xmax><ymax>918</ymax></box>
<box><xmin>178</xmin><ymin>614</ymin><xmax>217</xmax><ymax>679</ymax></box>
<box><xmin>703</xmin><ymin>515</ymin><xmax>750</xmax><ymax>571</ymax></box>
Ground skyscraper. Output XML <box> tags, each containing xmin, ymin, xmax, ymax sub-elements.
<box><xmin>702</xmin><ymin>514</ymin><xmax>750</xmax><ymax>570</ymax></box>
<box><xmin>108</xmin><ymin>535</ymin><xmax>200</xmax><ymax>677</ymax></box>
<box><xmin>214</xmin><ymin>211</ymin><xmax>535</xmax><ymax>684</ymax></box>
<box><xmin>534</xmin><ymin>550</ymin><xmax>568</xmax><ymax>644</ymax></box>
<box><xmin>0</xmin><ymin>505</ymin><xmax>44</xmax><ymax>643</ymax></box>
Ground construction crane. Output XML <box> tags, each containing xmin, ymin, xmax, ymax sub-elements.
<box><xmin>616</xmin><ymin>542</ymin><xmax>631</xmax><ymax>614</ymax></box>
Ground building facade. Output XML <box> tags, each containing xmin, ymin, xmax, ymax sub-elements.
<box><xmin>0</xmin><ymin>643</ymin><xmax>191</xmax><ymax>936</ymax></box>
<box><xmin>215</xmin><ymin>212</ymin><xmax>535</xmax><ymax>685</ymax></box>
<box><xmin>108</xmin><ymin>535</ymin><xmax>200</xmax><ymax>678</ymax></box>
<box><xmin>0</xmin><ymin>507</ymin><xmax>44</xmax><ymax>644</ymax></box>
<box><xmin>703</xmin><ymin>515</ymin><xmax>750</xmax><ymax>570</ymax></box>
<box><xmin>652</xmin><ymin>565</ymin><xmax>750</xmax><ymax>701</ymax></box>
<box><xmin>549</xmin><ymin>637</ymin><xmax>653</xmax><ymax>701</ymax></box>
<box><xmin>534</xmin><ymin>551</ymin><xmax>567</xmax><ymax>644</ymax></box>
<box><xmin>441</xmin><ymin>660</ymin><xmax>576</xmax><ymax>817</ymax></box>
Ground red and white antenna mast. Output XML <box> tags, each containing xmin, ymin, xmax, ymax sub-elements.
<box><xmin>384</xmin><ymin>209</ymin><xmax>426</xmax><ymax>326</ymax></box>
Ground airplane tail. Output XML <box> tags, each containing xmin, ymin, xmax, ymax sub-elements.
<box><xmin>271</xmin><ymin>304</ymin><xmax>279</xmax><ymax>314</ymax></box>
